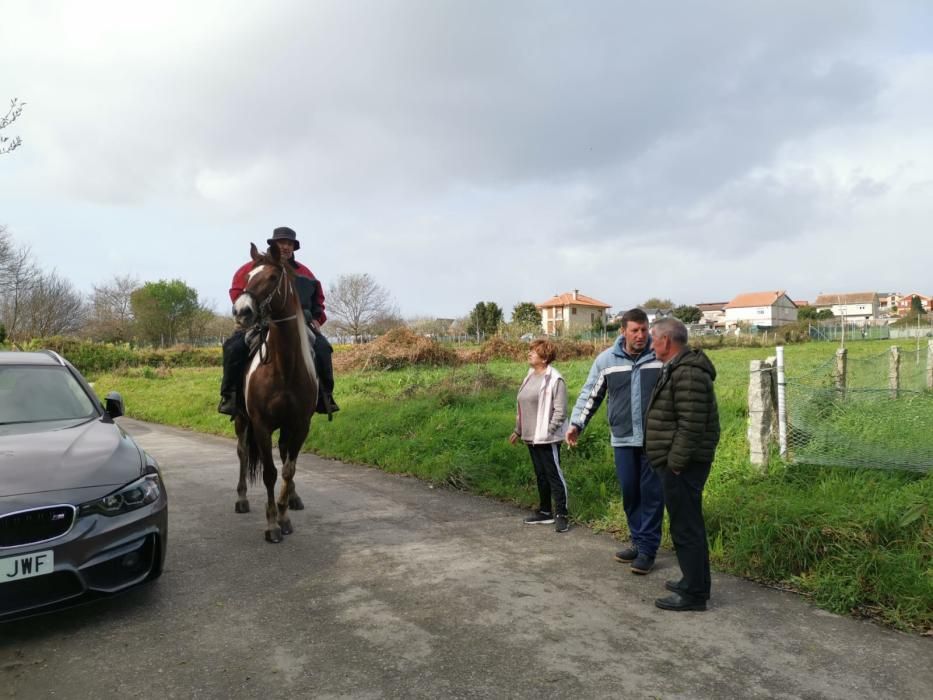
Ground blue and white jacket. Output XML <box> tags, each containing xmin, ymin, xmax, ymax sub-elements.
<box><xmin>569</xmin><ymin>336</ymin><xmax>663</xmax><ymax>447</ymax></box>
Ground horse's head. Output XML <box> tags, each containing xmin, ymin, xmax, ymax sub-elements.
<box><xmin>232</xmin><ymin>243</ymin><xmax>297</xmax><ymax>328</ymax></box>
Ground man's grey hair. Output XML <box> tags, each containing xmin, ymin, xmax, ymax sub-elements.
<box><xmin>651</xmin><ymin>317</ymin><xmax>688</xmax><ymax>345</ymax></box>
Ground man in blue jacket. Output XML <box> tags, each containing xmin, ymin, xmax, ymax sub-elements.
<box><xmin>566</xmin><ymin>308</ymin><xmax>664</xmax><ymax>574</ymax></box>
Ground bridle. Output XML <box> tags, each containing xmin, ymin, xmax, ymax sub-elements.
<box><xmin>243</xmin><ymin>262</ymin><xmax>298</xmax><ymax>327</ymax></box>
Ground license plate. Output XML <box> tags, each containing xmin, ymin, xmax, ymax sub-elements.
<box><xmin>0</xmin><ymin>549</ymin><xmax>55</xmax><ymax>582</ymax></box>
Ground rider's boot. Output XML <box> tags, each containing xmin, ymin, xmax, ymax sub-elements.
<box><xmin>218</xmin><ymin>331</ymin><xmax>248</xmax><ymax>416</ymax></box>
<box><xmin>312</xmin><ymin>332</ymin><xmax>338</xmax><ymax>420</ymax></box>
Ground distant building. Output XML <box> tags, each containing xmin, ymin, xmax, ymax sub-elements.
<box><xmin>878</xmin><ymin>292</ymin><xmax>901</xmax><ymax>315</ymax></box>
<box><xmin>723</xmin><ymin>291</ymin><xmax>797</xmax><ymax>329</ymax></box>
<box><xmin>813</xmin><ymin>292</ymin><xmax>880</xmax><ymax>325</ymax></box>
<box><xmin>895</xmin><ymin>293</ymin><xmax>932</xmax><ymax>315</ymax></box>
<box><xmin>696</xmin><ymin>302</ymin><xmax>727</xmax><ymax>328</ymax></box>
<box><xmin>536</xmin><ymin>290</ymin><xmax>611</xmax><ymax>335</ymax></box>
<box><xmin>638</xmin><ymin>307</ymin><xmax>673</xmax><ymax>324</ymax></box>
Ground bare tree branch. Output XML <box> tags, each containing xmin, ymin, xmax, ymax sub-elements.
<box><xmin>327</xmin><ymin>273</ymin><xmax>396</xmax><ymax>341</ymax></box>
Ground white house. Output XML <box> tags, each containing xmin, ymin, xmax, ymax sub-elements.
<box><xmin>813</xmin><ymin>292</ymin><xmax>880</xmax><ymax>325</ymax></box>
<box><xmin>536</xmin><ymin>290</ymin><xmax>611</xmax><ymax>335</ymax></box>
<box><xmin>723</xmin><ymin>291</ymin><xmax>797</xmax><ymax>329</ymax></box>
<box><xmin>696</xmin><ymin>302</ymin><xmax>727</xmax><ymax>328</ymax></box>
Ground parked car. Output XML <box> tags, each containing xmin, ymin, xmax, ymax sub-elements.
<box><xmin>0</xmin><ymin>350</ymin><xmax>167</xmax><ymax>622</ymax></box>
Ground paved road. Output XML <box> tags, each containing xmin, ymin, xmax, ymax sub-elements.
<box><xmin>1</xmin><ymin>419</ymin><xmax>929</xmax><ymax>699</ymax></box>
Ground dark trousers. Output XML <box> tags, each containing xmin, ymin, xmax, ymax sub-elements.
<box><xmin>527</xmin><ymin>443</ymin><xmax>568</xmax><ymax>517</ymax></box>
<box><xmin>613</xmin><ymin>447</ymin><xmax>664</xmax><ymax>558</ymax></box>
<box><xmin>661</xmin><ymin>463</ymin><xmax>712</xmax><ymax>601</ymax></box>
<box><xmin>220</xmin><ymin>328</ymin><xmax>335</xmax><ymax>398</ymax></box>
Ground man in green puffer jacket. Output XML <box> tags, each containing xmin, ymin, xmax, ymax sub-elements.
<box><xmin>645</xmin><ymin>318</ymin><xmax>720</xmax><ymax>611</ymax></box>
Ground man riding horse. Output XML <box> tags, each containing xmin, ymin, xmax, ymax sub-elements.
<box><xmin>218</xmin><ymin>226</ymin><xmax>339</xmax><ymax>418</ymax></box>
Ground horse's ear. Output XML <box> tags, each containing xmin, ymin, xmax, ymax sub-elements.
<box><xmin>250</xmin><ymin>243</ymin><xmax>261</xmax><ymax>261</ymax></box>
<box><xmin>268</xmin><ymin>243</ymin><xmax>282</xmax><ymax>263</ymax></box>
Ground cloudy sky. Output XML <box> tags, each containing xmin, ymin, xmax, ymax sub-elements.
<box><xmin>1</xmin><ymin>1</ymin><xmax>930</xmax><ymax>320</ymax></box>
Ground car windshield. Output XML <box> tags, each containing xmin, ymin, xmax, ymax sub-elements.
<box><xmin>0</xmin><ymin>366</ymin><xmax>98</xmax><ymax>424</ymax></box>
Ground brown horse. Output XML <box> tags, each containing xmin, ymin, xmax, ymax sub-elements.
<box><xmin>232</xmin><ymin>243</ymin><xmax>318</xmax><ymax>543</ymax></box>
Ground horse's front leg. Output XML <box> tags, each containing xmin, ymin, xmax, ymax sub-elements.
<box><xmin>257</xmin><ymin>434</ymin><xmax>281</xmax><ymax>543</ymax></box>
<box><xmin>279</xmin><ymin>438</ymin><xmax>303</xmax><ymax>510</ymax></box>
<box><xmin>276</xmin><ymin>456</ymin><xmax>296</xmax><ymax>536</ymax></box>
<box><xmin>234</xmin><ymin>417</ymin><xmax>250</xmax><ymax>513</ymax></box>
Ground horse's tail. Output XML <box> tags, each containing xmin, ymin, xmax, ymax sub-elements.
<box><xmin>245</xmin><ymin>422</ymin><xmax>262</xmax><ymax>485</ymax></box>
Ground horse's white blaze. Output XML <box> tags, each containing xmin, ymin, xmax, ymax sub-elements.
<box><xmin>247</xmin><ymin>265</ymin><xmax>266</xmax><ymax>281</ymax></box>
<box><xmin>233</xmin><ymin>294</ymin><xmax>256</xmax><ymax>316</ymax></box>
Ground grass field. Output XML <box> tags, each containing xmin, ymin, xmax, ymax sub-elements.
<box><xmin>90</xmin><ymin>339</ymin><xmax>932</xmax><ymax>632</ymax></box>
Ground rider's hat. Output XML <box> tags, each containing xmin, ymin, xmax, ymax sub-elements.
<box><xmin>267</xmin><ymin>226</ymin><xmax>300</xmax><ymax>251</ymax></box>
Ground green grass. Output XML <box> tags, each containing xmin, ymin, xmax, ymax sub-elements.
<box><xmin>89</xmin><ymin>340</ymin><xmax>933</xmax><ymax>632</ymax></box>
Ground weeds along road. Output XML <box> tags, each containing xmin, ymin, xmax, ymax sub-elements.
<box><xmin>2</xmin><ymin>418</ymin><xmax>929</xmax><ymax>700</ymax></box>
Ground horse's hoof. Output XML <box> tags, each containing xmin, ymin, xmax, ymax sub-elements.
<box><xmin>265</xmin><ymin>528</ymin><xmax>282</xmax><ymax>543</ymax></box>
<box><xmin>235</xmin><ymin>501</ymin><xmax>250</xmax><ymax>514</ymax></box>
<box><xmin>288</xmin><ymin>495</ymin><xmax>304</xmax><ymax>510</ymax></box>
<box><xmin>280</xmin><ymin>520</ymin><xmax>293</xmax><ymax>536</ymax></box>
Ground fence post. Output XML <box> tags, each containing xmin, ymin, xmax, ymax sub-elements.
<box><xmin>775</xmin><ymin>346</ymin><xmax>787</xmax><ymax>459</ymax></box>
<box><xmin>834</xmin><ymin>347</ymin><xmax>847</xmax><ymax>398</ymax></box>
<box><xmin>889</xmin><ymin>346</ymin><xmax>900</xmax><ymax>399</ymax></box>
<box><xmin>748</xmin><ymin>359</ymin><xmax>774</xmax><ymax>470</ymax></box>
<box><xmin>927</xmin><ymin>340</ymin><xmax>933</xmax><ymax>391</ymax></box>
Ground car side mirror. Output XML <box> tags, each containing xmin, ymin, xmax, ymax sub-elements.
<box><xmin>105</xmin><ymin>391</ymin><xmax>125</xmax><ymax>418</ymax></box>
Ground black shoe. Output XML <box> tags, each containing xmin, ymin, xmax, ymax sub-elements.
<box><xmin>630</xmin><ymin>554</ymin><xmax>655</xmax><ymax>575</ymax></box>
<box><xmin>613</xmin><ymin>546</ymin><xmax>638</xmax><ymax>563</ymax></box>
<box><xmin>554</xmin><ymin>515</ymin><xmax>569</xmax><ymax>533</ymax></box>
<box><xmin>218</xmin><ymin>392</ymin><xmax>237</xmax><ymax>416</ymax></box>
<box><xmin>665</xmin><ymin>578</ymin><xmax>685</xmax><ymax>594</ymax></box>
<box><xmin>523</xmin><ymin>511</ymin><xmax>555</xmax><ymax>525</ymax></box>
<box><xmin>655</xmin><ymin>593</ymin><xmax>707</xmax><ymax>612</ymax></box>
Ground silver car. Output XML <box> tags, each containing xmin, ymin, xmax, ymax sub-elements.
<box><xmin>0</xmin><ymin>350</ymin><xmax>168</xmax><ymax>621</ymax></box>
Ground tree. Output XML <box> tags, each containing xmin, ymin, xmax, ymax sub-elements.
<box><xmin>511</xmin><ymin>302</ymin><xmax>542</xmax><ymax>332</ymax></box>
<box><xmin>130</xmin><ymin>279</ymin><xmax>201</xmax><ymax>346</ymax></box>
<box><xmin>86</xmin><ymin>274</ymin><xmax>140</xmax><ymax>342</ymax></box>
<box><xmin>327</xmin><ymin>273</ymin><xmax>397</xmax><ymax>341</ymax></box>
<box><xmin>672</xmin><ymin>305</ymin><xmax>702</xmax><ymax>324</ymax></box>
<box><xmin>466</xmin><ymin>301</ymin><xmax>503</xmax><ymax>339</ymax></box>
<box><xmin>0</xmin><ymin>234</ymin><xmax>37</xmax><ymax>340</ymax></box>
<box><xmin>641</xmin><ymin>297</ymin><xmax>674</xmax><ymax>309</ymax></box>
<box><xmin>910</xmin><ymin>295</ymin><xmax>926</xmax><ymax>315</ymax></box>
<box><xmin>816</xmin><ymin>309</ymin><xmax>834</xmax><ymax>320</ymax></box>
<box><xmin>0</xmin><ymin>98</ymin><xmax>25</xmax><ymax>156</ymax></box>
<box><xmin>797</xmin><ymin>305</ymin><xmax>818</xmax><ymax>320</ymax></box>
<box><xmin>17</xmin><ymin>270</ymin><xmax>86</xmax><ymax>337</ymax></box>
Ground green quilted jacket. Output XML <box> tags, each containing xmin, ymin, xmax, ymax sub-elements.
<box><xmin>645</xmin><ymin>347</ymin><xmax>720</xmax><ymax>471</ymax></box>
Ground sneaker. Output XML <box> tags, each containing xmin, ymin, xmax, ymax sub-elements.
<box><xmin>613</xmin><ymin>546</ymin><xmax>638</xmax><ymax>563</ymax></box>
<box><xmin>523</xmin><ymin>511</ymin><xmax>555</xmax><ymax>525</ymax></box>
<box><xmin>630</xmin><ymin>553</ymin><xmax>655</xmax><ymax>575</ymax></box>
<box><xmin>554</xmin><ymin>515</ymin><xmax>569</xmax><ymax>533</ymax></box>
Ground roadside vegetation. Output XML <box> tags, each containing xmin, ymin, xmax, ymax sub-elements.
<box><xmin>81</xmin><ymin>335</ymin><xmax>932</xmax><ymax>633</ymax></box>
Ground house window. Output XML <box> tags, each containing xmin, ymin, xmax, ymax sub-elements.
<box><xmin>757</xmin><ymin>309</ymin><xmax>765</xmax><ymax>314</ymax></box>
<box><xmin>572</xmin><ymin>307</ymin><xmax>577</xmax><ymax>315</ymax></box>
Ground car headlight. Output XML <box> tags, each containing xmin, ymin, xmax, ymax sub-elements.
<box><xmin>79</xmin><ymin>474</ymin><xmax>163</xmax><ymax>517</ymax></box>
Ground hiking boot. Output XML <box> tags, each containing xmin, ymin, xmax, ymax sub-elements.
<box><xmin>654</xmin><ymin>592</ymin><xmax>707</xmax><ymax>612</ymax></box>
<box><xmin>218</xmin><ymin>391</ymin><xmax>237</xmax><ymax>416</ymax></box>
<box><xmin>554</xmin><ymin>515</ymin><xmax>569</xmax><ymax>533</ymax></box>
<box><xmin>523</xmin><ymin>511</ymin><xmax>555</xmax><ymax>525</ymax></box>
<box><xmin>613</xmin><ymin>546</ymin><xmax>638</xmax><ymax>563</ymax></box>
<box><xmin>630</xmin><ymin>554</ymin><xmax>655</xmax><ymax>575</ymax></box>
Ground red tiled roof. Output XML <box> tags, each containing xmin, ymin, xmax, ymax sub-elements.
<box><xmin>724</xmin><ymin>291</ymin><xmax>790</xmax><ymax>309</ymax></box>
<box><xmin>813</xmin><ymin>292</ymin><xmax>878</xmax><ymax>307</ymax></box>
<box><xmin>537</xmin><ymin>292</ymin><xmax>612</xmax><ymax>309</ymax></box>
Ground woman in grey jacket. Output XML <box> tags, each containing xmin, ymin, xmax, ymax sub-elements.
<box><xmin>509</xmin><ymin>339</ymin><xmax>570</xmax><ymax>532</ymax></box>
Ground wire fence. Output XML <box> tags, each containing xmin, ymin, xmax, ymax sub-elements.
<box><xmin>783</xmin><ymin>345</ymin><xmax>933</xmax><ymax>472</ymax></box>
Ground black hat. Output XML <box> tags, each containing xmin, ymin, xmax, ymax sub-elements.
<box><xmin>267</xmin><ymin>226</ymin><xmax>300</xmax><ymax>251</ymax></box>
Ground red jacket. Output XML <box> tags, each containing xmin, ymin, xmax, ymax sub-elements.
<box><xmin>229</xmin><ymin>257</ymin><xmax>326</xmax><ymax>325</ymax></box>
